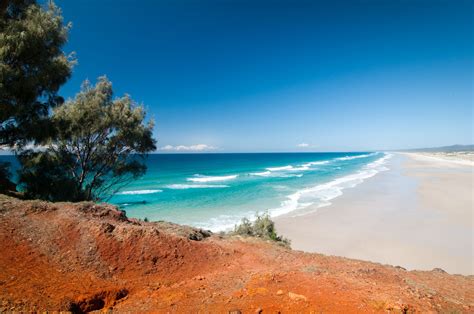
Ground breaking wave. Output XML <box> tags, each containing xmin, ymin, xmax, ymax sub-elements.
<box><xmin>166</xmin><ymin>184</ymin><xmax>229</xmax><ymax>189</ymax></box>
<box><xmin>187</xmin><ymin>174</ymin><xmax>238</xmax><ymax>183</ymax></box>
<box><xmin>116</xmin><ymin>189</ymin><xmax>162</xmax><ymax>195</ymax></box>
<box><xmin>268</xmin><ymin>153</ymin><xmax>392</xmax><ymax>217</ymax></box>
<box><xmin>335</xmin><ymin>152</ymin><xmax>378</xmax><ymax>161</ymax></box>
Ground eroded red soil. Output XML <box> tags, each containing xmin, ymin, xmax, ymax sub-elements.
<box><xmin>0</xmin><ymin>195</ymin><xmax>472</xmax><ymax>313</ymax></box>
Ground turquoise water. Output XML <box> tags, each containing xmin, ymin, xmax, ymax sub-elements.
<box><xmin>0</xmin><ymin>152</ymin><xmax>391</xmax><ymax>231</ymax></box>
<box><xmin>108</xmin><ymin>152</ymin><xmax>391</xmax><ymax>231</ymax></box>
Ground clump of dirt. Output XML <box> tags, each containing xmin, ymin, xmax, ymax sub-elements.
<box><xmin>0</xmin><ymin>195</ymin><xmax>472</xmax><ymax>312</ymax></box>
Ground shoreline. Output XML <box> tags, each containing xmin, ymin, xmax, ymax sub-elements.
<box><xmin>274</xmin><ymin>153</ymin><xmax>473</xmax><ymax>275</ymax></box>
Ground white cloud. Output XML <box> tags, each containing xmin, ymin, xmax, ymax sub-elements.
<box><xmin>158</xmin><ymin>144</ymin><xmax>218</xmax><ymax>152</ymax></box>
<box><xmin>297</xmin><ymin>143</ymin><xmax>310</xmax><ymax>148</ymax></box>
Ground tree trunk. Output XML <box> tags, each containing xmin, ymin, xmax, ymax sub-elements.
<box><xmin>0</xmin><ymin>0</ymin><xmax>9</xmax><ymax>16</ymax></box>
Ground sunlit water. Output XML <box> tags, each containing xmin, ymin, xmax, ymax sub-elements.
<box><xmin>109</xmin><ymin>152</ymin><xmax>392</xmax><ymax>231</ymax></box>
<box><xmin>1</xmin><ymin>152</ymin><xmax>391</xmax><ymax>231</ymax></box>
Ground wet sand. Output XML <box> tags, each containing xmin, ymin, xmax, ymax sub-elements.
<box><xmin>275</xmin><ymin>153</ymin><xmax>473</xmax><ymax>275</ymax></box>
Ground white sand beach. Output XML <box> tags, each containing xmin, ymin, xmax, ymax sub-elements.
<box><xmin>275</xmin><ymin>153</ymin><xmax>474</xmax><ymax>275</ymax></box>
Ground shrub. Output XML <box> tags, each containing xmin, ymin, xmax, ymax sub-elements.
<box><xmin>0</xmin><ymin>162</ymin><xmax>16</xmax><ymax>194</ymax></box>
<box><xmin>233</xmin><ymin>213</ymin><xmax>290</xmax><ymax>247</ymax></box>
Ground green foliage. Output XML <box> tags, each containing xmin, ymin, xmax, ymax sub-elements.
<box><xmin>18</xmin><ymin>151</ymin><xmax>84</xmax><ymax>201</ymax></box>
<box><xmin>233</xmin><ymin>213</ymin><xmax>291</xmax><ymax>246</ymax></box>
<box><xmin>0</xmin><ymin>0</ymin><xmax>74</xmax><ymax>147</ymax></box>
<box><xmin>18</xmin><ymin>76</ymin><xmax>156</xmax><ymax>202</ymax></box>
<box><xmin>1</xmin><ymin>1</ymin><xmax>156</xmax><ymax>202</ymax></box>
<box><xmin>234</xmin><ymin>217</ymin><xmax>253</xmax><ymax>235</ymax></box>
<box><xmin>0</xmin><ymin>161</ymin><xmax>16</xmax><ymax>194</ymax></box>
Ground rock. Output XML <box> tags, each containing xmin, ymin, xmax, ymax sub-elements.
<box><xmin>288</xmin><ymin>292</ymin><xmax>307</xmax><ymax>301</ymax></box>
<box><xmin>188</xmin><ymin>229</ymin><xmax>212</xmax><ymax>241</ymax></box>
<box><xmin>102</xmin><ymin>223</ymin><xmax>115</xmax><ymax>233</ymax></box>
<box><xmin>255</xmin><ymin>308</ymin><xmax>263</xmax><ymax>314</ymax></box>
<box><xmin>432</xmin><ymin>268</ymin><xmax>447</xmax><ymax>274</ymax></box>
<box><xmin>276</xmin><ymin>290</ymin><xmax>284</xmax><ymax>296</ymax></box>
<box><xmin>228</xmin><ymin>310</ymin><xmax>241</xmax><ymax>314</ymax></box>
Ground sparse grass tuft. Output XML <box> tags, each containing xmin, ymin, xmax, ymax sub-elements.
<box><xmin>232</xmin><ymin>213</ymin><xmax>290</xmax><ymax>247</ymax></box>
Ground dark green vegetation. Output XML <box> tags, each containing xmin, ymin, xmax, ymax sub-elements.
<box><xmin>0</xmin><ymin>161</ymin><xmax>14</xmax><ymax>192</ymax></box>
<box><xmin>233</xmin><ymin>213</ymin><xmax>290</xmax><ymax>246</ymax></box>
<box><xmin>0</xmin><ymin>1</ymin><xmax>156</xmax><ymax>201</ymax></box>
<box><xmin>19</xmin><ymin>77</ymin><xmax>156</xmax><ymax>201</ymax></box>
<box><xmin>0</xmin><ymin>0</ymin><xmax>73</xmax><ymax>148</ymax></box>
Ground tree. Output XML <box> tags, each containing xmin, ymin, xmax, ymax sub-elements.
<box><xmin>0</xmin><ymin>160</ymin><xmax>16</xmax><ymax>194</ymax></box>
<box><xmin>18</xmin><ymin>150</ymin><xmax>84</xmax><ymax>201</ymax></box>
<box><xmin>0</xmin><ymin>0</ymin><xmax>74</xmax><ymax>148</ymax></box>
<box><xmin>18</xmin><ymin>77</ymin><xmax>156</xmax><ymax>201</ymax></box>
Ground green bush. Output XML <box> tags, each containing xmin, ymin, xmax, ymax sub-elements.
<box><xmin>233</xmin><ymin>213</ymin><xmax>290</xmax><ymax>247</ymax></box>
<box><xmin>0</xmin><ymin>162</ymin><xmax>16</xmax><ymax>194</ymax></box>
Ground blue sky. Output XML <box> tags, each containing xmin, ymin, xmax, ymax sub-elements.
<box><xmin>55</xmin><ymin>0</ymin><xmax>472</xmax><ymax>152</ymax></box>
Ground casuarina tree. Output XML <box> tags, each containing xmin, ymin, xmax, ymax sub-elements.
<box><xmin>0</xmin><ymin>0</ymin><xmax>74</xmax><ymax>194</ymax></box>
<box><xmin>19</xmin><ymin>77</ymin><xmax>156</xmax><ymax>201</ymax></box>
<box><xmin>0</xmin><ymin>0</ymin><xmax>74</xmax><ymax>147</ymax></box>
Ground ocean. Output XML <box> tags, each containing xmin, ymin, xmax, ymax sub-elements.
<box><xmin>0</xmin><ymin>152</ymin><xmax>392</xmax><ymax>231</ymax></box>
<box><xmin>109</xmin><ymin>152</ymin><xmax>392</xmax><ymax>231</ymax></box>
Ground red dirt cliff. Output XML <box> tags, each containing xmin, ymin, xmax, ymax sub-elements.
<box><xmin>0</xmin><ymin>195</ymin><xmax>472</xmax><ymax>313</ymax></box>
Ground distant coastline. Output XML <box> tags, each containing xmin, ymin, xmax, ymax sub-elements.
<box><xmin>394</xmin><ymin>144</ymin><xmax>474</xmax><ymax>153</ymax></box>
<box><xmin>402</xmin><ymin>151</ymin><xmax>474</xmax><ymax>166</ymax></box>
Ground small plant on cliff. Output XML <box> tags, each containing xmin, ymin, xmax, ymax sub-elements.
<box><xmin>18</xmin><ymin>76</ymin><xmax>156</xmax><ymax>202</ymax></box>
<box><xmin>233</xmin><ymin>213</ymin><xmax>290</xmax><ymax>247</ymax></box>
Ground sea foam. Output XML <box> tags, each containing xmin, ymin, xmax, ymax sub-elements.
<box><xmin>265</xmin><ymin>165</ymin><xmax>313</xmax><ymax>172</ymax></box>
<box><xmin>110</xmin><ymin>152</ymin><xmax>391</xmax><ymax>233</ymax></box>
<box><xmin>335</xmin><ymin>152</ymin><xmax>377</xmax><ymax>161</ymax></box>
<box><xmin>249</xmin><ymin>171</ymin><xmax>272</xmax><ymax>177</ymax></box>
<box><xmin>202</xmin><ymin>154</ymin><xmax>392</xmax><ymax>232</ymax></box>
<box><xmin>166</xmin><ymin>184</ymin><xmax>229</xmax><ymax>189</ymax></box>
<box><xmin>193</xmin><ymin>211</ymin><xmax>255</xmax><ymax>232</ymax></box>
<box><xmin>266</xmin><ymin>165</ymin><xmax>294</xmax><ymax>171</ymax></box>
<box><xmin>251</xmin><ymin>159</ymin><xmax>331</xmax><ymax>178</ymax></box>
<box><xmin>269</xmin><ymin>153</ymin><xmax>392</xmax><ymax>217</ymax></box>
<box><xmin>250</xmin><ymin>170</ymin><xmax>303</xmax><ymax>178</ymax></box>
<box><xmin>187</xmin><ymin>174</ymin><xmax>238</xmax><ymax>183</ymax></box>
<box><xmin>302</xmin><ymin>160</ymin><xmax>330</xmax><ymax>167</ymax></box>
<box><xmin>116</xmin><ymin>189</ymin><xmax>163</xmax><ymax>195</ymax></box>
